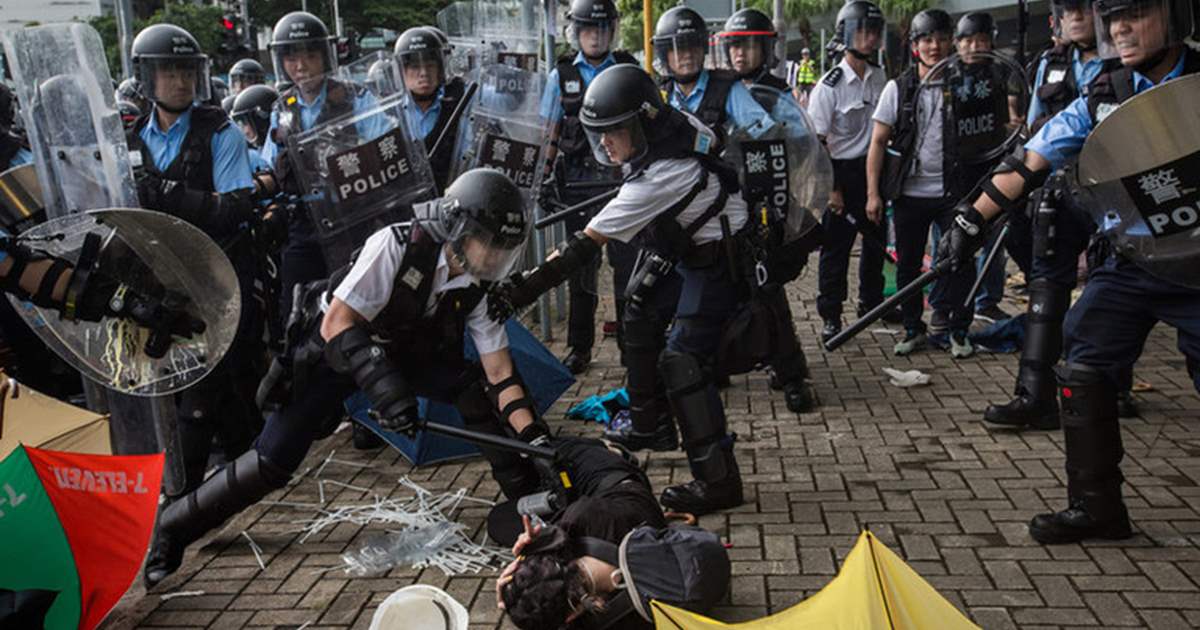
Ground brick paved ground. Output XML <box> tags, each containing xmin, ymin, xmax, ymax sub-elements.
<box><xmin>102</xmin><ymin>255</ymin><xmax>1200</xmax><ymax>630</ymax></box>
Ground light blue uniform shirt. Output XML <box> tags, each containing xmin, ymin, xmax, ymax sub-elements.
<box><xmin>260</xmin><ymin>81</ymin><xmax>390</xmax><ymax>167</ymax></box>
<box><xmin>8</xmin><ymin>147</ymin><xmax>32</xmax><ymax>168</ymax></box>
<box><xmin>404</xmin><ymin>86</ymin><xmax>444</xmax><ymax>141</ymax></box>
<box><xmin>539</xmin><ymin>52</ymin><xmax>620</xmax><ymax>122</ymax></box>
<box><xmin>1026</xmin><ymin>52</ymin><xmax>1187</xmax><ymax>171</ymax></box>
<box><xmin>666</xmin><ymin>69</ymin><xmax>773</xmax><ymax>131</ymax></box>
<box><xmin>1026</xmin><ymin>48</ymin><xmax>1105</xmax><ymax>128</ymax></box>
<box><xmin>139</xmin><ymin>106</ymin><xmax>254</xmax><ymax>193</ymax></box>
<box><xmin>248</xmin><ymin>144</ymin><xmax>272</xmax><ymax>173</ymax></box>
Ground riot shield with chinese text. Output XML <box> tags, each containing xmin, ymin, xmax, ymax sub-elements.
<box><xmin>924</xmin><ymin>51</ymin><xmax>1028</xmax><ymax>167</ymax></box>
<box><xmin>726</xmin><ymin>85</ymin><xmax>830</xmax><ymax>242</ymax></box>
<box><xmin>1073</xmin><ymin>73</ymin><xmax>1200</xmax><ymax>289</ymax></box>
<box><xmin>448</xmin><ymin>64</ymin><xmax>549</xmax><ymax>213</ymax></box>
<box><xmin>287</xmin><ymin>75</ymin><xmax>437</xmax><ymax>269</ymax></box>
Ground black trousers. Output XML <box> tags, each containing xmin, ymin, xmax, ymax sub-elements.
<box><xmin>817</xmin><ymin>157</ymin><xmax>885</xmax><ymax>321</ymax></box>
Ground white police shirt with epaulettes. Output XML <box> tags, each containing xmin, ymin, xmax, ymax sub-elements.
<box><xmin>587</xmin><ymin>112</ymin><xmax>748</xmax><ymax>244</ymax></box>
<box><xmin>806</xmin><ymin>57</ymin><xmax>886</xmax><ymax>160</ymax></box>
<box><xmin>331</xmin><ymin>226</ymin><xmax>510</xmax><ymax>355</ymax></box>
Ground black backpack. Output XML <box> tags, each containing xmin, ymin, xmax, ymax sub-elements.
<box><xmin>577</xmin><ymin>525</ymin><xmax>731</xmax><ymax>626</ymax></box>
<box><xmin>880</xmin><ymin>68</ymin><xmax>921</xmax><ymax>201</ymax></box>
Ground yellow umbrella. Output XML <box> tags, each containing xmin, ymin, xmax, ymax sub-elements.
<box><xmin>0</xmin><ymin>375</ymin><xmax>110</xmax><ymax>459</ymax></box>
<box><xmin>651</xmin><ymin>531</ymin><xmax>980</xmax><ymax>630</ymax></box>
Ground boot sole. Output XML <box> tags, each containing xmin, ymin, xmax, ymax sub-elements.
<box><xmin>983</xmin><ymin>408</ymin><xmax>1060</xmax><ymax>430</ymax></box>
<box><xmin>1029</xmin><ymin>521</ymin><xmax>1134</xmax><ymax>545</ymax></box>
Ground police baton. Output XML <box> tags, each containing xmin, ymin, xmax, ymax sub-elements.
<box><xmin>839</xmin><ymin>210</ymin><xmax>898</xmax><ymax>265</ymax></box>
<box><xmin>534</xmin><ymin>187</ymin><xmax>620</xmax><ymax>230</ymax></box>
<box><xmin>412</xmin><ymin>418</ymin><xmax>556</xmax><ymax>461</ymax></box>
<box><xmin>962</xmin><ymin>218</ymin><xmax>1010</xmax><ymax>309</ymax></box>
<box><xmin>825</xmin><ymin>258</ymin><xmax>952</xmax><ymax>352</ymax></box>
<box><xmin>426</xmin><ymin>81</ymin><xmax>479</xmax><ymax>164</ymax></box>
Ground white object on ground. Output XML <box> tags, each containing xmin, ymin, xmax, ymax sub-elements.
<box><xmin>882</xmin><ymin>367</ymin><xmax>931</xmax><ymax>388</ymax></box>
<box><xmin>369</xmin><ymin>585</ymin><xmax>469</xmax><ymax>630</ymax></box>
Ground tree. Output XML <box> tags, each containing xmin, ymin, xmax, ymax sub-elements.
<box><xmin>90</xmin><ymin>3</ymin><xmax>228</xmax><ymax>80</ymax></box>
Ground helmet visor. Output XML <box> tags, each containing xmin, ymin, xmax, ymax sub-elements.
<box><xmin>229</xmin><ymin>73</ymin><xmax>263</xmax><ymax>93</ymax></box>
<box><xmin>653</xmin><ymin>32</ymin><xmax>709</xmax><ymax>79</ymax></box>
<box><xmin>1053</xmin><ymin>0</ymin><xmax>1096</xmax><ymax>43</ymax></box>
<box><xmin>1094</xmin><ymin>0</ymin><xmax>1189</xmax><ymax>61</ymax></box>
<box><xmin>397</xmin><ymin>49</ymin><xmax>445</xmax><ymax>99</ymax></box>
<box><xmin>841</xmin><ymin>16</ymin><xmax>885</xmax><ymax>55</ymax></box>
<box><xmin>568</xmin><ymin>20</ymin><xmax>616</xmax><ymax>57</ymax></box>
<box><xmin>714</xmin><ymin>32</ymin><xmax>775</xmax><ymax>75</ymax></box>
<box><xmin>271</xmin><ymin>39</ymin><xmax>335</xmax><ymax>89</ymax></box>
<box><xmin>447</xmin><ymin>209</ymin><xmax>529</xmax><ymax>282</ymax></box>
<box><xmin>136</xmin><ymin>56</ymin><xmax>211</xmax><ymax>109</ymax></box>
<box><xmin>583</xmin><ymin>115</ymin><xmax>647</xmax><ymax>167</ymax></box>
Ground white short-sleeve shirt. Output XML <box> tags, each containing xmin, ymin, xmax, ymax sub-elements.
<box><xmin>806</xmin><ymin>58</ymin><xmax>886</xmax><ymax>160</ymax></box>
<box><xmin>332</xmin><ymin>227</ymin><xmax>510</xmax><ymax>355</ymax></box>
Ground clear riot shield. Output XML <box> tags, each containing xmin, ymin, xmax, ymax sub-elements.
<box><xmin>340</xmin><ymin>51</ymin><xmax>404</xmax><ymax>99</ymax></box>
<box><xmin>449</xmin><ymin>64</ymin><xmax>549</xmax><ymax>212</ymax></box>
<box><xmin>474</xmin><ymin>0</ymin><xmax>545</xmax><ymax>73</ymax></box>
<box><xmin>2</xmin><ymin>24</ymin><xmax>139</xmax><ymax>215</ymax></box>
<box><xmin>1072</xmin><ymin>73</ymin><xmax>1200</xmax><ymax>289</ymax></box>
<box><xmin>726</xmin><ymin>85</ymin><xmax>831</xmax><ymax>241</ymax></box>
<box><xmin>287</xmin><ymin>73</ymin><xmax>437</xmax><ymax>269</ymax></box>
<box><xmin>923</xmin><ymin>51</ymin><xmax>1028</xmax><ymax>167</ymax></box>
<box><xmin>9</xmin><ymin>209</ymin><xmax>240</xmax><ymax>395</ymax></box>
<box><xmin>438</xmin><ymin>1</ymin><xmax>486</xmax><ymax>78</ymax></box>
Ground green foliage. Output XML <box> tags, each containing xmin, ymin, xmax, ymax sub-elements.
<box><xmin>245</xmin><ymin>0</ymin><xmax>449</xmax><ymax>43</ymax></box>
<box><xmin>89</xmin><ymin>3</ymin><xmax>227</xmax><ymax>80</ymax></box>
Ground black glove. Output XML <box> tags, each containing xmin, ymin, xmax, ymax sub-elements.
<box><xmin>936</xmin><ymin>205</ymin><xmax>987</xmax><ymax>274</ymax></box>
<box><xmin>377</xmin><ymin>401</ymin><xmax>421</xmax><ymax>434</ymax></box>
<box><xmin>486</xmin><ymin>274</ymin><xmax>525</xmax><ymax>322</ymax></box>
<box><xmin>255</xmin><ymin>203</ymin><xmax>289</xmax><ymax>252</ymax></box>
<box><xmin>76</xmin><ymin>273</ymin><xmax>206</xmax><ymax>359</ymax></box>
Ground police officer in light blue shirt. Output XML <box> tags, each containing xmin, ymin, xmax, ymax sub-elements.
<box><xmin>259</xmin><ymin>11</ymin><xmax>389</xmax><ymax>321</ymax></box>
<box><xmin>539</xmin><ymin>0</ymin><xmax>638</xmax><ymax>375</ymax></box>
<box><xmin>653</xmin><ymin>6</ymin><xmax>772</xmax><ymax>135</ymax></box>
<box><xmin>395</xmin><ymin>26</ymin><xmax>469</xmax><ymax>192</ymax></box>
<box><xmin>124</xmin><ymin>24</ymin><xmax>267</xmax><ymax>558</ymax></box>
<box><xmin>938</xmin><ymin>0</ymin><xmax>1200</xmax><ymax>546</ymax></box>
<box><xmin>1026</xmin><ymin>0</ymin><xmax>1106</xmax><ymax>130</ymax></box>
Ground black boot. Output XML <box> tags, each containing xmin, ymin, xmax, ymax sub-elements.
<box><xmin>1117</xmin><ymin>390</ymin><xmax>1139</xmax><ymax>418</ymax></box>
<box><xmin>562</xmin><ymin>348</ymin><xmax>592</xmax><ymax>375</ymax></box>
<box><xmin>1029</xmin><ymin>363</ymin><xmax>1131</xmax><ymax>545</ymax></box>
<box><xmin>603</xmin><ymin>418</ymin><xmax>678</xmax><ymax>452</ymax></box>
<box><xmin>145</xmin><ymin>449</ymin><xmax>291</xmax><ymax>588</ymax></box>
<box><xmin>351</xmin><ymin>421</ymin><xmax>385</xmax><ymax>450</ymax></box>
<box><xmin>658</xmin><ymin>349</ymin><xmax>744</xmax><ymax>516</ymax></box>
<box><xmin>782</xmin><ymin>380</ymin><xmax>816</xmax><ymax>413</ymax></box>
<box><xmin>985</xmin><ymin>278</ymin><xmax>1069</xmax><ymax>431</ymax></box>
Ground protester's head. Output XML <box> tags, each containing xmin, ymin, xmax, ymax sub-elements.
<box><xmin>501</xmin><ymin>553</ymin><xmax>598</xmax><ymax>629</ymax></box>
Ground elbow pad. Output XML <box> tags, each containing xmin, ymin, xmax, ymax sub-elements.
<box><xmin>324</xmin><ymin>325</ymin><xmax>416</xmax><ymax>418</ymax></box>
<box><xmin>979</xmin><ymin>147</ymin><xmax>1050</xmax><ymax>215</ymax></box>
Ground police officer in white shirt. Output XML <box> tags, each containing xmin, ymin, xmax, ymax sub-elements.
<box><xmin>490</xmin><ymin>64</ymin><xmax>750</xmax><ymax>516</ymax></box>
<box><xmin>143</xmin><ymin>168</ymin><xmax>550</xmax><ymax>586</ymax></box>
<box><xmin>807</xmin><ymin>0</ymin><xmax>894</xmax><ymax>342</ymax></box>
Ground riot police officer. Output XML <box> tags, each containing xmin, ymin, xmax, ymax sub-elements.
<box><xmin>116</xmin><ymin>77</ymin><xmax>149</xmax><ymax>117</ymax></box>
<box><xmin>491</xmin><ymin>64</ymin><xmax>750</xmax><ymax>515</ymax></box>
<box><xmin>653</xmin><ymin>6</ymin><xmax>772</xmax><ymax>137</ymax></box>
<box><xmin>983</xmin><ymin>0</ymin><xmax>1120</xmax><ymax>430</ymax></box>
<box><xmin>143</xmin><ymin>168</ymin><xmax>551</xmax><ymax>586</ymax></box>
<box><xmin>260</xmin><ymin>11</ymin><xmax>388</xmax><ymax>318</ymax></box>
<box><xmin>713</xmin><ymin>7</ymin><xmax>819</xmax><ymax>413</ymax></box>
<box><xmin>231</xmin><ymin>84</ymin><xmax>279</xmax><ymax>153</ymax></box>
<box><xmin>395</xmin><ymin>26</ymin><xmax>468</xmax><ymax>193</ymax></box>
<box><xmin>938</xmin><ymin>0</ymin><xmax>1200</xmax><ymax>544</ymax></box>
<box><xmin>540</xmin><ymin>0</ymin><xmax>639</xmax><ymax>374</ymax></box>
<box><xmin>229</xmin><ymin>57</ymin><xmax>266</xmax><ymax>94</ymax></box>
<box><xmin>125</xmin><ymin>23</ymin><xmax>266</xmax><ymax>502</ymax></box>
<box><xmin>808</xmin><ymin>0</ymin><xmax>893</xmax><ymax>343</ymax></box>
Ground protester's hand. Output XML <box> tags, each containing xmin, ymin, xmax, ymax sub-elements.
<box><xmin>495</xmin><ymin>516</ymin><xmax>543</xmax><ymax>611</ymax></box>
<box><xmin>828</xmin><ymin>189</ymin><xmax>845</xmax><ymax>215</ymax></box>
<box><xmin>866</xmin><ymin>193</ymin><xmax>885</xmax><ymax>224</ymax></box>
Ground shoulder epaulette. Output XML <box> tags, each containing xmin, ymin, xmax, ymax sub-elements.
<box><xmin>821</xmin><ymin>67</ymin><xmax>843</xmax><ymax>88</ymax></box>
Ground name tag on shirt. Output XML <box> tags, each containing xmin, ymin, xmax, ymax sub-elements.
<box><xmin>564</xmin><ymin>80</ymin><xmax>581</xmax><ymax>94</ymax></box>
<box><xmin>1047</xmin><ymin>69</ymin><xmax>1067</xmax><ymax>84</ymax></box>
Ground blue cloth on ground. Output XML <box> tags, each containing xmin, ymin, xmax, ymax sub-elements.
<box><xmin>566</xmin><ymin>388</ymin><xmax>629</xmax><ymax>424</ymax></box>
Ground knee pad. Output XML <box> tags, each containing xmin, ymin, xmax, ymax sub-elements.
<box><xmin>623</xmin><ymin>309</ymin><xmax>667</xmax><ymax>353</ymax></box>
<box><xmin>659</xmin><ymin>349</ymin><xmax>727</xmax><ymax>445</ymax></box>
<box><xmin>1055</xmin><ymin>362</ymin><xmax>1118</xmax><ymax>424</ymax></box>
<box><xmin>1022</xmin><ymin>277</ymin><xmax>1072</xmax><ymax>368</ymax></box>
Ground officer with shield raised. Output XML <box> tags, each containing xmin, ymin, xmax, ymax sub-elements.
<box><xmin>541</xmin><ymin>0</ymin><xmax>639</xmax><ymax>375</ymax></box>
<box><xmin>395</xmin><ymin>26</ymin><xmax>469</xmax><ymax>192</ymax></box>
<box><xmin>712</xmin><ymin>7</ymin><xmax>821</xmax><ymax>413</ymax></box>
<box><xmin>143</xmin><ymin>168</ymin><xmax>552</xmax><ymax>586</ymax></box>
<box><xmin>260</xmin><ymin>11</ymin><xmax>390</xmax><ymax>317</ymax></box>
<box><xmin>938</xmin><ymin>0</ymin><xmax>1200</xmax><ymax>544</ymax></box>
<box><xmin>125</xmin><ymin>22</ymin><xmax>268</xmax><ymax>503</ymax></box>
<box><xmin>490</xmin><ymin>64</ymin><xmax>752</xmax><ymax>515</ymax></box>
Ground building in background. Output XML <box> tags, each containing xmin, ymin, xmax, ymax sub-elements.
<box><xmin>0</xmin><ymin>0</ymin><xmax>113</xmax><ymax>31</ymax></box>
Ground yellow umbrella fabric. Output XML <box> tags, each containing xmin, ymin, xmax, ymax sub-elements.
<box><xmin>0</xmin><ymin>378</ymin><xmax>111</xmax><ymax>459</ymax></box>
<box><xmin>651</xmin><ymin>531</ymin><xmax>980</xmax><ymax>630</ymax></box>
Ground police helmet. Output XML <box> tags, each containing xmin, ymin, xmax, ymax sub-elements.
<box><xmin>835</xmin><ymin>1</ymin><xmax>886</xmax><ymax>56</ymax></box>
<box><xmin>1092</xmin><ymin>0</ymin><xmax>1196</xmax><ymax>60</ymax></box>
<box><xmin>716</xmin><ymin>8</ymin><xmax>778</xmax><ymax>78</ymax></box>
<box><xmin>395</xmin><ymin>27</ymin><xmax>446</xmax><ymax>95</ymax></box>
<box><xmin>578</xmin><ymin>64</ymin><xmax>664</xmax><ymax>166</ymax></box>
<box><xmin>131</xmin><ymin>24</ymin><xmax>212</xmax><ymax>112</ymax></box>
<box><xmin>221</xmin><ymin>93</ymin><xmax>236</xmax><ymax>114</ymax></box>
<box><xmin>433</xmin><ymin>168</ymin><xmax>530</xmax><ymax>281</ymax></box>
<box><xmin>209</xmin><ymin>77</ymin><xmax>230</xmax><ymax>106</ymax></box>
<box><xmin>231</xmin><ymin>84</ymin><xmax>279</xmax><ymax>148</ymax></box>
<box><xmin>653</xmin><ymin>6</ymin><xmax>710</xmax><ymax>82</ymax></box>
<box><xmin>366</xmin><ymin>59</ymin><xmax>397</xmax><ymax>97</ymax></box>
<box><xmin>909</xmin><ymin>9</ymin><xmax>954</xmax><ymax>41</ymax></box>
<box><xmin>117</xmin><ymin>100</ymin><xmax>141</xmax><ymax>131</ymax></box>
<box><xmin>116</xmin><ymin>78</ymin><xmax>147</xmax><ymax>111</ymax></box>
<box><xmin>955</xmin><ymin>12</ymin><xmax>998</xmax><ymax>41</ymax></box>
<box><xmin>270</xmin><ymin>11</ymin><xmax>336</xmax><ymax>85</ymax></box>
<box><xmin>229</xmin><ymin>58</ymin><xmax>266</xmax><ymax>92</ymax></box>
<box><xmin>567</xmin><ymin>0</ymin><xmax>619</xmax><ymax>54</ymax></box>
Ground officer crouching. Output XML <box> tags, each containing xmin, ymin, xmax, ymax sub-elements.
<box><xmin>491</xmin><ymin>65</ymin><xmax>750</xmax><ymax>516</ymax></box>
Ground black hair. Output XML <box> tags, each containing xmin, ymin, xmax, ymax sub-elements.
<box><xmin>501</xmin><ymin>553</ymin><xmax>598</xmax><ymax>630</ymax></box>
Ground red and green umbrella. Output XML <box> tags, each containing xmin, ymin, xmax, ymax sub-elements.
<box><xmin>0</xmin><ymin>445</ymin><xmax>162</xmax><ymax>629</ymax></box>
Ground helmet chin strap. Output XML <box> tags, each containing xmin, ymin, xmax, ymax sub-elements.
<box><xmin>155</xmin><ymin>99</ymin><xmax>191</xmax><ymax>115</ymax></box>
